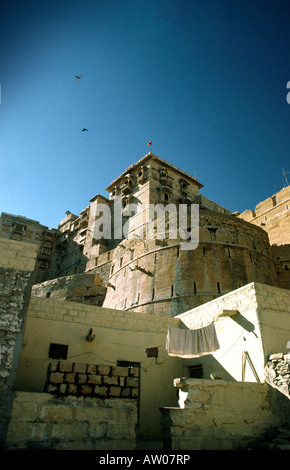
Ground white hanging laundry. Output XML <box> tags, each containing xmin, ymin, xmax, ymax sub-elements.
<box><xmin>166</xmin><ymin>323</ymin><xmax>220</xmax><ymax>358</ymax></box>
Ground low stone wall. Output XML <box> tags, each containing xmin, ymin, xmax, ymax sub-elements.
<box><xmin>44</xmin><ymin>361</ymin><xmax>139</xmax><ymax>399</ymax></box>
<box><xmin>265</xmin><ymin>353</ymin><xmax>290</xmax><ymax>399</ymax></box>
<box><xmin>160</xmin><ymin>378</ymin><xmax>290</xmax><ymax>450</ymax></box>
<box><xmin>6</xmin><ymin>391</ymin><xmax>137</xmax><ymax>450</ymax></box>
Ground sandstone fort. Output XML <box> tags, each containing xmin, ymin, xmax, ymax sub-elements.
<box><xmin>0</xmin><ymin>152</ymin><xmax>289</xmax><ymax>450</ymax></box>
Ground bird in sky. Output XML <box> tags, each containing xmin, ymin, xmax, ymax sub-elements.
<box><xmin>82</xmin><ymin>128</ymin><xmax>89</xmax><ymax>132</ymax></box>
<box><xmin>75</xmin><ymin>74</ymin><xmax>82</xmax><ymax>82</ymax></box>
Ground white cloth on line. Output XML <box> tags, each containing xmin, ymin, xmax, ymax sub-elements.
<box><xmin>166</xmin><ymin>323</ymin><xmax>220</xmax><ymax>358</ymax></box>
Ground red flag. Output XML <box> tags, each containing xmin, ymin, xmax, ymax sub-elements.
<box><xmin>147</xmin><ymin>141</ymin><xmax>152</xmax><ymax>146</ymax></box>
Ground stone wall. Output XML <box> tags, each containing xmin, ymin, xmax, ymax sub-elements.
<box><xmin>103</xmin><ymin>210</ymin><xmax>278</xmax><ymax>316</ymax></box>
<box><xmin>44</xmin><ymin>361</ymin><xmax>139</xmax><ymax>399</ymax></box>
<box><xmin>160</xmin><ymin>378</ymin><xmax>290</xmax><ymax>450</ymax></box>
<box><xmin>15</xmin><ymin>296</ymin><xmax>182</xmax><ymax>438</ymax></box>
<box><xmin>238</xmin><ymin>185</ymin><xmax>290</xmax><ymax>246</ymax></box>
<box><xmin>32</xmin><ymin>272</ymin><xmax>107</xmax><ymax>306</ymax></box>
<box><xmin>6</xmin><ymin>391</ymin><xmax>137</xmax><ymax>450</ymax></box>
<box><xmin>0</xmin><ymin>239</ymin><xmax>37</xmax><ymax>447</ymax></box>
<box><xmin>265</xmin><ymin>353</ymin><xmax>290</xmax><ymax>399</ymax></box>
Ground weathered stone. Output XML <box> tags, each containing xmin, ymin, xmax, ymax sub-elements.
<box><xmin>103</xmin><ymin>376</ymin><xmax>119</xmax><ymax>385</ymax></box>
<box><xmin>87</xmin><ymin>364</ymin><xmax>97</xmax><ymax>374</ymax></box>
<box><xmin>77</xmin><ymin>374</ymin><xmax>87</xmax><ymax>384</ymax></box>
<box><xmin>112</xmin><ymin>366</ymin><xmax>128</xmax><ymax>377</ymax></box>
<box><xmin>97</xmin><ymin>365</ymin><xmax>111</xmax><ymax>376</ymax></box>
<box><xmin>67</xmin><ymin>384</ymin><xmax>78</xmax><ymax>395</ymax></box>
<box><xmin>94</xmin><ymin>385</ymin><xmax>108</xmax><ymax>397</ymax></box>
<box><xmin>88</xmin><ymin>374</ymin><xmax>102</xmax><ymax>385</ymax></box>
<box><xmin>81</xmin><ymin>385</ymin><xmax>92</xmax><ymax>395</ymax></box>
<box><xmin>73</xmin><ymin>362</ymin><xmax>87</xmax><ymax>374</ymax></box>
<box><xmin>50</xmin><ymin>372</ymin><xmax>64</xmax><ymax>384</ymax></box>
<box><xmin>109</xmin><ymin>387</ymin><xmax>121</xmax><ymax>397</ymax></box>
<box><xmin>269</xmin><ymin>353</ymin><xmax>284</xmax><ymax>361</ymax></box>
<box><xmin>65</xmin><ymin>373</ymin><xmax>76</xmax><ymax>383</ymax></box>
<box><xmin>126</xmin><ymin>377</ymin><xmax>138</xmax><ymax>388</ymax></box>
<box><xmin>59</xmin><ymin>362</ymin><xmax>73</xmax><ymax>373</ymax></box>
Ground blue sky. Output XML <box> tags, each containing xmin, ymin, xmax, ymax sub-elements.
<box><xmin>1</xmin><ymin>0</ymin><xmax>290</xmax><ymax>229</ymax></box>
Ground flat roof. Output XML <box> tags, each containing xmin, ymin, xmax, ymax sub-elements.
<box><xmin>105</xmin><ymin>153</ymin><xmax>204</xmax><ymax>191</ymax></box>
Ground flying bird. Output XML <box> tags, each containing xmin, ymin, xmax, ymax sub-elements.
<box><xmin>75</xmin><ymin>74</ymin><xmax>82</xmax><ymax>82</ymax></box>
<box><xmin>82</xmin><ymin>128</ymin><xmax>89</xmax><ymax>132</ymax></box>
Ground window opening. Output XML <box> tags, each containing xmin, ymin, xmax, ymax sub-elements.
<box><xmin>188</xmin><ymin>364</ymin><xmax>203</xmax><ymax>378</ymax></box>
<box><xmin>48</xmin><ymin>343</ymin><xmax>68</xmax><ymax>360</ymax></box>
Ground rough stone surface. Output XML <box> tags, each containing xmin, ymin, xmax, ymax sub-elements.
<box><xmin>161</xmin><ymin>378</ymin><xmax>290</xmax><ymax>450</ymax></box>
<box><xmin>5</xmin><ymin>391</ymin><xmax>137</xmax><ymax>450</ymax></box>
<box><xmin>44</xmin><ymin>361</ymin><xmax>139</xmax><ymax>399</ymax></box>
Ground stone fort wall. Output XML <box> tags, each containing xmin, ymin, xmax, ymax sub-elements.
<box><xmin>103</xmin><ymin>209</ymin><xmax>279</xmax><ymax>316</ymax></box>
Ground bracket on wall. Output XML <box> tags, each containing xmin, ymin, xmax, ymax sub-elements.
<box><xmin>86</xmin><ymin>328</ymin><xmax>96</xmax><ymax>342</ymax></box>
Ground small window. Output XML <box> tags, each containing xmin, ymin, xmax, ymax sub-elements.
<box><xmin>48</xmin><ymin>343</ymin><xmax>68</xmax><ymax>359</ymax></box>
<box><xmin>188</xmin><ymin>364</ymin><xmax>203</xmax><ymax>378</ymax></box>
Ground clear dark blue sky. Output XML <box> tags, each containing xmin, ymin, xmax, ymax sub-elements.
<box><xmin>1</xmin><ymin>0</ymin><xmax>290</xmax><ymax>229</ymax></box>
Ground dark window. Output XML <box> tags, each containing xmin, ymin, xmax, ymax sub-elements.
<box><xmin>188</xmin><ymin>364</ymin><xmax>203</xmax><ymax>378</ymax></box>
<box><xmin>48</xmin><ymin>343</ymin><xmax>68</xmax><ymax>359</ymax></box>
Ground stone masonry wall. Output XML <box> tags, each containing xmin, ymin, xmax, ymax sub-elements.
<box><xmin>0</xmin><ymin>239</ymin><xmax>37</xmax><ymax>447</ymax></box>
<box><xmin>44</xmin><ymin>361</ymin><xmax>139</xmax><ymax>399</ymax></box>
<box><xmin>6</xmin><ymin>391</ymin><xmax>137</xmax><ymax>450</ymax></box>
<box><xmin>265</xmin><ymin>353</ymin><xmax>290</xmax><ymax>399</ymax></box>
<box><xmin>160</xmin><ymin>378</ymin><xmax>290</xmax><ymax>450</ymax></box>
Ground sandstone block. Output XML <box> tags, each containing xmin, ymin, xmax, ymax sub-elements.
<box><xmin>65</xmin><ymin>373</ymin><xmax>76</xmax><ymax>383</ymax></box>
<box><xmin>73</xmin><ymin>362</ymin><xmax>87</xmax><ymax>374</ymax></box>
<box><xmin>81</xmin><ymin>385</ymin><xmax>92</xmax><ymax>395</ymax></box>
<box><xmin>126</xmin><ymin>377</ymin><xmax>138</xmax><ymax>387</ymax></box>
<box><xmin>87</xmin><ymin>364</ymin><xmax>97</xmax><ymax>374</ymax></box>
<box><xmin>59</xmin><ymin>362</ymin><xmax>73</xmax><ymax>373</ymax></box>
<box><xmin>50</xmin><ymin>372</ymin><xmax>64</xmax><ymax>384</ymax></box>
<box><xmin>94</xmin><ymin>385</ymin><xmax>108</xmax><ymax>397</ymax></box>
<box><xmin>109</xmin><ymin>387</ymin><xmax>121</xmax><ymax>397</ymax></box>
<box><xmin>97</xmin><ymin>364</ymin><xmax>111</xmax><ymax>375</ymax></box>
<box><xmin>129</xmin><ymin>367</ymin><xmax>139</xmax><ymax>377</ymax></box>
<box><xmin>78</xmin><ymin>374</ymin><xmax>88</xmax><ymax>384</ymax></box>
<box><xmin>67</xmin><ymin>384</ymin><xmax>78</xmax><ymax>395</ymax></box>
<box><xmin>103</xmin><ymin>375</ymin><xmax>119</xmax><ymax>385</ymax></box>
<box><xmin>88</xmin><ymin>374</ymin><xmax>102</xmax><ymax>385</ymax></box>
<box><xmin>112</xmin><ymin>366</ymin><xmax>128</xmax><ymax>377</ymax></box>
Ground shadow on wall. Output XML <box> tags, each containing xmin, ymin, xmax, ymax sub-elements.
<box><xmin>184</xmin><ymin>355</ymin><xmax>236</xmax><ymax>382</ymax></box>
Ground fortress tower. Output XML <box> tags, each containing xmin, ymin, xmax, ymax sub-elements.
<box><xmin>23</xmin><ymin>152</ymin><xmax>288</xmax><ymax>317</ymax></box>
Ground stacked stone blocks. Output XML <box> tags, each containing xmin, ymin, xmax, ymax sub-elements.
<box><xmin>44</xmin><ymin>361</ymin><xmax>139</xmax><ymax>399</ymax></box>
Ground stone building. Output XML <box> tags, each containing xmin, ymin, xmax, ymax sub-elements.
<box><xmin>20</xmin><ymin>152</ymin><xmax>289</xmax><ymax>315</ymax></box>
<box><xmin>0</xmin><ymin>213</ymin><xmax>57</xmax><ymax>284</ymax></box>
<box><xmin>0</xmin><ymin>153</ymin><xmax>290</xmax><ymax>450</ymax></box>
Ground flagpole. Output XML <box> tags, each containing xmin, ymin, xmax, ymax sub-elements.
<box><xmin>147</xmin><ymin>141</ymin><xmax>152</xmax><ymax>154</ymax></box>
